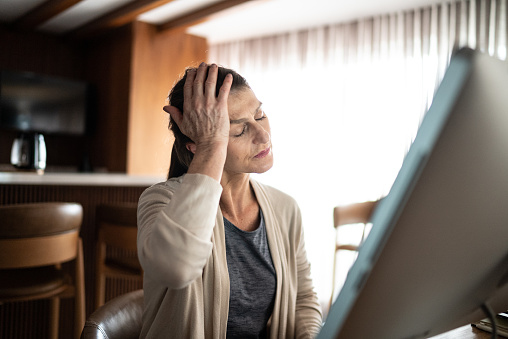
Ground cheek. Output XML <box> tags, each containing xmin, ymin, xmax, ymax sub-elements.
<box><xmin>226</xmin><ymin>141</ymin><xmax>245</xmax><ymax>162</ymax></box>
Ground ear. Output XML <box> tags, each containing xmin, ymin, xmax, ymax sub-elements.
<box><xmin>186</xmin><ymin>143</ymin><xmax>197</xmax><ymax>154</ymax></box>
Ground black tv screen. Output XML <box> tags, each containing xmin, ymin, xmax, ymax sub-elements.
<box><xmin>0</xmin><ymin>70</ymin><xmax>89</xmax><ymax>135</ymax></box>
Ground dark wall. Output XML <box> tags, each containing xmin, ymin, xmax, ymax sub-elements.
<box><xmin>0</xmin><ymin>27</ymin><xmax>87</xmax><ymax>171</ymax></box>
<box><xmin>0</xmin><ymin>25</ymin><xmax>132</xmax><ymax>172</ymax></box>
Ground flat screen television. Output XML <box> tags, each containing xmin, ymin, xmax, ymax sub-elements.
<box><xmin>317</xmin><ymin>48</ymin><xmax>508</xmax><ymax>339</ymax></box>
<box><xmin>0</xmin><ymin>70</ymin><xmax>90</xmax><ymax>135</ymax></box>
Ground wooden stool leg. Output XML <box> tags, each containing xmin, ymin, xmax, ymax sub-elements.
<box><xmin>75</xmin><ymin>238</ymin><xmax>86</xmax><ymax>339</ymax></box>
<box><xmin>49</xmin><ymin>297</ymin><xmax>60</xmax><ymax>339</ymax></box>
<box><xmin>95</xmin><ymin>240</ymin><xmax>106</xmax><ymax>309</ymax></box>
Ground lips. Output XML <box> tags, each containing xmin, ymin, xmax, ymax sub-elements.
<box><xmin>255</xmin><ymin>147</ymin><xmax>271</xmax><ymax>159</ymax></box>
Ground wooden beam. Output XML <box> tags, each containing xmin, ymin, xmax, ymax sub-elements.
<box><xmin>69</xmin><ymin>0</ymin><xmax>174</xmax><ymax>39</ymax></box>
<box><xmin>12</xmin><ymin>0</ymin><xmax>83</xmax><ymax>29</ymax></box>
<box><xmin>157</xmin><ymin>0</ymin><xmax>251</xmax><ymax>32</ymax></box>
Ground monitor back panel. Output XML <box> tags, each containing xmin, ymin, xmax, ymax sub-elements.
<box><xmin>319</xmin><ymin>49</ymin><xmax>508</xmax><ymax>339</ymax></box>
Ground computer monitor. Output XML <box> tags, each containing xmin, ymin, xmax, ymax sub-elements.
<box><xmin>318</xmin><ymin>48</ymin><xmax>508</xmax><ymax>339</ymax></box>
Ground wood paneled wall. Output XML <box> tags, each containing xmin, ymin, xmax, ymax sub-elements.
<box><xmin>83</xmin><ymin>25</ymin><xmax>134</xmax><ymax>173</ymax></box>
<box><xmin>0</xmin><ymin>23</ymin><xmax>208</xmax><ymax>175</ymax></box>
<box><xmin>128</xmin><ymin>22</ymin><xmax>207</xmax><ymax>175</ymax></box>
<box><xmin>0</xmin><ymin>27</ymin><xmax>85</xmax><ymax>77</ymax></box>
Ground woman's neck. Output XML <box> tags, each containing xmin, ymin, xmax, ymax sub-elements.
<box><xmin>220</xmin><ymin>174</ymin><xmax>260</xmax><ymax>231</ymax></box>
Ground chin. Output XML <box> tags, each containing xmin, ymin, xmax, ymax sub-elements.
<box><xmin>254</xmin><ymin>161</ymin><xmax>273</xmax><ymax>174</ymax></box>
<box><xmin>254</xmin><ymin>168</ymin><xmax>271</xmax><ymax>175</ymax></box>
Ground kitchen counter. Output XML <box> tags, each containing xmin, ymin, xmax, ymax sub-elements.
<box><xmin>0</xmin><ymin>172</ymin><xmax>165</xmax><ymax>186</ymax></box>
<box><xmin>0</xmin><ymin>171</ymin><xmax>165</xmax><ymax>328</ymax></box>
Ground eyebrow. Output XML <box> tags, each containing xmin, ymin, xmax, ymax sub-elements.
<box><xmin>230</xmin><ymin>102</ymin><xmax>263</xmax><ymax>124</ymax></box>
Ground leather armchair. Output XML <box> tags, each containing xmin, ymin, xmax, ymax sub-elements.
<box><xmin>81</xmin><ymin>289</ymin><xmax>143</xmax><ymax>339</ymax></box>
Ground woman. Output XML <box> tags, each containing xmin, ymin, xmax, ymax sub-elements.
<box><xmin>137</xmin><ymin>62</ymin><xmax>322</xmax><ymax>338</ymax></box>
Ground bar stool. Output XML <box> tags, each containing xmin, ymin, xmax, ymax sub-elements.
<box><xmin>95</xmin><ymin>203</ymin><xmax>142</xmax><ymax>310</ymax></box>
<box><xmin>0</xmin><ymin>202</ymin><xmax>85</xmax><ymax>339</ymax></box>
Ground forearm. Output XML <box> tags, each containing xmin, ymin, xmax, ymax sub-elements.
<box><xmin>137</xmin><ymin>174</ymin><xmax>222</xmax><ymax>288</ymax></box>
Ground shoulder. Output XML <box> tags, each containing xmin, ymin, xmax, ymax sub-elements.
<box><xmin>139</xmin><ymin>176</ymin><xmax>183</xmax><ymax>203</ymax></box>
<box><xmin>140</xmin><ymin>173</ymin><xmax>220</xmax><ymax>203</ymax></box>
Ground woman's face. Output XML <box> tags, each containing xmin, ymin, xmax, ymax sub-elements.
<box><xmin>223</xmin><ymin>87</ymin><xmax>273</xmax><ymax>177</ymax></box>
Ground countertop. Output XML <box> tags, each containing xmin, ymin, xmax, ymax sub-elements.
<box><xmin>0</xmin><ymin>172</ymin><xmax>165</xmax><ymax>186</ymax></box>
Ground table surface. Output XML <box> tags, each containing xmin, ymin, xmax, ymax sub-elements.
<box><xmin>429</xmin><ymin>324</ymin><xmax>497</xmax><ymax>338</ymax></box>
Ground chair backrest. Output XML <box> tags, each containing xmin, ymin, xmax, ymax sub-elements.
<box><xmin>96</xmin><ymin>203</ymin><xmax>138</xmax><ymax>251</ymax></box>
<box><xmin>0</xmin><ymin>202</ymin><xmax>83</xmax><ymax>269</ymax></box>
<box><xmin>81</xmin><ymin>289</ymin><xmax>144</xmax><ymax>339</ymax></box>
<box><xmin>329</xmin><ymin>200</ymin><xmax>378</xmax><ymax>312</ymax></box>
<box><xmin>333</xmin><ymin>200</ymin><xmax>377</xmax><ymax>231</ymax></box>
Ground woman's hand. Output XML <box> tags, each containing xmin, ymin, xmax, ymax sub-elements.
<box><xmin>163</xmin><ymin>63</ymin><xmax>233</xmax><ymax>182</ymax></box>
<box><xmin>164</xmin><ymin>63</ymin><xmax>232</xmax><ymax>151</ymax></box>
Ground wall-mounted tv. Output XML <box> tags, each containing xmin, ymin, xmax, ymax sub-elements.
<box><xmin>0</xmin><ymin>70</ymin><xmax>90</xmax><ymax>135</ymax></box>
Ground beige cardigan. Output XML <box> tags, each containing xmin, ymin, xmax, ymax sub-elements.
<box><xmin>137</xmin><ymin>174</ymin><xmax>322</xmax><ymax>338</ymax></box>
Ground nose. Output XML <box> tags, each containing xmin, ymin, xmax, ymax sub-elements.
<box><xmin>253</xmin><ymin>123</ymin><xmax>270</xmax><ymax>145</ymax></box>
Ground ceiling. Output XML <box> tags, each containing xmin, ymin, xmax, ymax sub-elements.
<box><xmin>0</xmin><ymin>0</ymin><xmax>441</xmax><ymax>43</ymax></box>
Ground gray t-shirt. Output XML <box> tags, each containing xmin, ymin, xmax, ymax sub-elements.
<box><xmin>224</xmin><ymin>210</ymin><xmax>277</xmax><ymax>338</ymax></box>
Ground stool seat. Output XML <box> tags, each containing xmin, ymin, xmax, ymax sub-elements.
<box><xmin>0</xmin><ymin>202</ymin><xmax>85</xmax><ymax>339</ymax></box>
<box><xmin>0</xmin><ymin>266</ymin><xmax>67</xmax><ymax>300</ymax></box>
<box><xmin>0</xmin><ymin>203</ymin><xmax>82</xmax><ymax>238</ymax></box>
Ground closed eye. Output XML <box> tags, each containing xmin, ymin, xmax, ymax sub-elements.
<box><xmin>232</xmin><ymin>109</ymin><xmax>265</xmax><ymax>137</ymax></box>
<box><xmin>234</xmin><ymin>125</ymin><xmax>247</xmax><ymax>137</ymax></box>
<box><xmin>255</xmin><ymin>111</ymin><xmax>266</xmax><ymax>121</ymax></box>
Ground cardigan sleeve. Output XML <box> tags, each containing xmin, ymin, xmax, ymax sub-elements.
<box><xmin>137</xmin><ymin>173</ymin><xmax>222</xmax><ymax>289</ymax></box>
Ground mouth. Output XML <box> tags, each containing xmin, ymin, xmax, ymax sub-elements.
<box><xmin>254</xmin><ymin>147</ymin><xmax>271</xmax><ymax>159</ymax></box>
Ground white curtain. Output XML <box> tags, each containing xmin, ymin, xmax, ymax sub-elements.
<box><xmin>207</xmin><ymin>0</ymin><xmax>507</xmax><ymax>309</ymax></box>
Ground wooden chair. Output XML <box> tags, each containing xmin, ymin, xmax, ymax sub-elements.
<box><xmin>329</xmin><ymin>200</ymin><xmax>378</xmax><ymax>311</ymax></box>
<box><xmin>0</xmin><ymin>202</ymin><xmax>85</xmax><ymax>339</ymax></box>
<box><xmin>95</xmin><ymin>203</ymin><xmax>142</xmax><ymax>310</ymax></box>
<box><xmin>81</xmin><ymin>289</ymin><xmax>143</xmax><ymax>339</ymax></box>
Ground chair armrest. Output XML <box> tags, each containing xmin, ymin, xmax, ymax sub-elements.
<box><xmin>81</xmin><ymin>289</ymin><xmax>143</xmax><ymax>339</ymax></box>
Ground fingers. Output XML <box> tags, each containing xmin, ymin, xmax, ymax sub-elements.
<box><xmin>183</xmin><ymin>68</ymin><xmax>196</xmax><ymax>113</ymax></box>
<box><xmin>204</xmin><ymin>64</ymin><xmax>219</xmax><ymax>101</ymax></box>
<box><xmin>194</xmin><ymin>63</ymin><xmax>221</xmax><ymax>102</ymax></box>
<box><xmin>171</xmin><ymin>63</ymin><xmax>231</xmax><ymax>146</ymax></box>
<box><xmin>179</xmin><ymin>63</ymin><xmax>235</xmax><ymax>107</ymax></box>
<box><xmin>217</xmin><ymin>73</ymin><xmax>233</xmax><ymax>103</ymax></box>
<box><xmin>192</xmin><ymin>62</ymin><xmax>208</xmax><ymax>97</ymax></box>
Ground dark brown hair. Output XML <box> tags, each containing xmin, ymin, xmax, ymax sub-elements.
<box><xmin>167</xmin><ymin>65</ymin><xmax>250</xmax><ymax>179</ymax></box>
